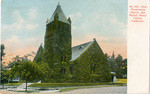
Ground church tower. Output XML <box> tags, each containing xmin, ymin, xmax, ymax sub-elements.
<box><xmin>44</xmin><ymin>4</ymin><xmax>72</xmax><ymax>67</ymax></box>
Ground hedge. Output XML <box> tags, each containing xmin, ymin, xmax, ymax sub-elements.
<box><xmin>29</xmin><ymin>83</ymin><xmax>125</xmax><ymax>87</ymax></box>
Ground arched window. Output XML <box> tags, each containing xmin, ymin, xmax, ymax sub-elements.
<box><xmin>91</xmin><ymin>64</ymin><xmax>96</xmax><ymax>74</ymax></box>
<box><xmin>64</xmin><ymin>56</ymin><xmax>66</xmax><ymax>62</ymax></box>
<box><xmin>61</xmin><ymin>67</ymin><xmax>66</xmax><ymax>75</ymax></box>
<box><xmin>61</xmin><ymin>56</ymin><xmax>63</xmax><ymax>62</ymax></box>
<box><xmin>61</xmin><ymin>55</ymin><xmax>66</xmax><ymax>62</ymax></box>
<box><xmin>70</xmin><ymin>66</ymin><xmax>73</xmax><ymax>74</ymax></box>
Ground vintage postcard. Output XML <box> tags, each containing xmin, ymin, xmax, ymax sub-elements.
<box><xmin>1</xmin><ymin>0</ymin><xmax>148</xmax><ymax>94</ymax></box>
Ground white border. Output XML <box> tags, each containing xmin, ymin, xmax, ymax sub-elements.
<box><xmin>0</xmin><ymin>0</ymin><xmax>2</xmax><ymax>84</ymax></box>
<box><xmin>127</xmin><ymin>0</ymin><xmax>150</xmax><ymax>93</ymax></box>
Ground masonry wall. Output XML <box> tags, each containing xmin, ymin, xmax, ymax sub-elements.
<box><xmin>43</xmin><ymin>19</ymin><xmax>71</xmax><ymax>67</ymax></box>
<box><xmin>72</xmin><ymin>40</ymin><xmax>111</xmax><ymax>82</ymax></box>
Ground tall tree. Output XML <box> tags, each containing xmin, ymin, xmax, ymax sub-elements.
<box><xmin>115</xmin><ymin>54</ymin><xmax>123</xmax><ymax>78</ymax></box>
<box><xmin>1</xmin><ymin>44</ymin><xmax>6</xmax><ymax>86</ymax></box>
<box><xmin>111</xmin><ymin>51</ymin><xmax>115</xmax><ymax>58</ymax></box>
<box><xmin>116</xmin><ymin>54</ymin><xmax>123</xmax><ymax>67</ymax></box>
<box><xmin>1</xmin><ymin>44</ymin><xmax>5</xmax><ymax>61</ymax></box>
<box><xmin>122</xmin><ymin>58</ymin><xmax>127</xmax><ymax>75</ymax></box>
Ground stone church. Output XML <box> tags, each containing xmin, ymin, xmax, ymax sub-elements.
<box><xmin>34</xmin><ymin>4</ymin><xmax>111</xmax><ymax>82</ymax></box>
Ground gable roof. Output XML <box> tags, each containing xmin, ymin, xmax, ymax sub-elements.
<box><xmin>48</xmin><ymin>4</ymin><xmax>70</xmax><ymax>24</ymax></box>
<box><xmin>71</xmin><ymin>41</ymin><xmax>93</xmax><ymax>61</ymax></box>
<box><xmin>36</xmin><ymin>39</ymin><xmax>103</xmax><ymax>62</ymax></box>
<box><xmin>33</xmin><ymin>44</ymin><xmax>43</xmax><ymax>62</ymax></box>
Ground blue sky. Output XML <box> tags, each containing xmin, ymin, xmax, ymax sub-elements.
<box><xmin>1</xmin><ymin>0</ymin><xmax>127</xmax><ymax>63</ymax></box>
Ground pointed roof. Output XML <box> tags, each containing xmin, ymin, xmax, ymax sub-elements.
<box><xmin>71</xmin><ymin>38</ymin><xmax>104</xmax><ymax>61</ymax></box>
<box><xmin>33</xmin><ymin>44</ymin><xmax>43</xmax><ymax>62</ymax></box>
<box><xmin>111</xmin><ymin>51</ymin><xmax>115</xmax><ymax>58</ymax></box>
<box><xmin>71</xmin><ymin>41</ymin><xmax>93</xmax><ymax>61</ymax></box>
<box><xmin>48</xmin><ymin>4</ymin><xmax>70</xmax><ymax>24</ymax></box>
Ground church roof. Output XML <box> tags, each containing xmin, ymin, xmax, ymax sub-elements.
<box><xmin>36</xmin><ymin>39</ymin><xmax>101</xmax><ymax>62</ymax></box>
<box><xmin>48</xmin><ymin>4</ymin><xmax>70</xmax><ymax>24</ymax></box>
<box><xmin>71</xmin><ymin>41</ymin><xmax>93</xmax><ymax>61</ymax></box>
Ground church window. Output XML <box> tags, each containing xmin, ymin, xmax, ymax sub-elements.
<box><xmin>64</xmin><ymin>56</ymin><xmax>66</xmax><ymax>62</ymax></box>
<box><xmin>61</xmin><ymin>67</ymin><xmax>66</xmax><ymax>75</ymax></box>
<box><xmin>61</xmin><ymin>56</ymin><xmax>66</xmax><ymax>62</ymax></box>
<box><xmin>91</xmin><ymin>64</ymin><xmax>96</xmax><ymax>74</ymax></box>
<box><xmin>61</xmin><ymin>56</ymin><xmax>63</xmax><ymax>62</ymax></box>
<box><xmin>79</xmin><ymin>46</ymin><xmax>83</xmax><ymax>49</ymax></box>
<box><xmin>70</xmin><ymin>66</ymin><xmax>73</xmax><ymax>74</ymax></box>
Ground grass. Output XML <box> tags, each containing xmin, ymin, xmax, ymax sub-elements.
<box><xmin>4</xmin><ymin>83</ymin><xmax>23</xmax><ymax>86</ymax></box>
<box><xmin>117</xmin><ymin>79</ymin><xmax>127</xmax><ymax>83</ymax></box>
<box><xmin>29</xmin><ymin>82</ymin><xmax>126</xmax><ymax>88</ymax></box>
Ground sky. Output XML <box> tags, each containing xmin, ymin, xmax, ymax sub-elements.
<box><xmin>1</xmin><ymin>0</ymin><xmax>127</xmax><ymax>64</ymax></box>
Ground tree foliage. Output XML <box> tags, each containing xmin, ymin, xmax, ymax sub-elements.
<box><xmin>1</xmin><ymin>44</ymin><xmax>6</xmax><ymax>88</ymax></box>
<box><xmin>7</xmin><ymin>52</ymin><xmax>34</xmax><ymax>68</ymax></box>
<box><xmin>1</xmin><ymin>70</ymin><xmax>9</xmax><ymax>88</ymax></box>
<box><xmin>9</xmin><ymin>61</ymin><xmax>42</xmax><ymax>91</ymax></box>
<box><xmin>107</xmin><ymin>53</ymin><xmax>127</xmax><ymax>78</ymax></box>
<box><xmin>1</xmin><ymin>44</ymin><xmax>5</xmax><ymax>61</ymax></box>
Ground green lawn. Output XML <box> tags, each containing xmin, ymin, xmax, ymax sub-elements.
<box><xmin>117</xmin><ymin>79</ymin><xmax>127</xmax><ymax>83</ymax></box>
<box><xmin>4</xmin><ymin>83</ymin><xmax>23</xmax><ymax>86</ymax></box>
<box><xmin>29</xmin><ymin>83</ymin><xmax>126</xmax><ymax>88</ymax></box>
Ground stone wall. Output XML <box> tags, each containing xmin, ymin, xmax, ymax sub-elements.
<box><xmin>72</xmin><ymin>40</ymin><xmax>111</xmax><ymax>82</ymax></box>
<box><xmin>43</xmin><ymin>17</ymin><xmax>71</xmax><ymax>67</ymax></box>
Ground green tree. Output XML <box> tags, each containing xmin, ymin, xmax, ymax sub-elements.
<box><xmin>115</xmin><ymin>54</ymin><xmax>123</xmax><ymax>78</ymax></box>
<box><xmin>1</xmin><ymin>44</ymin><xmax>6</xmax><ymax>87</ymax></box>
<box><xmin>122</xmin><ymin>59</ymin><xmax>127</xmax><ymax>75</ymax></box>
<box><xmin>1</xmin><ymin>70</ymin><xmax>9</xmax><ymax>89</ymax></box>
<box><xmin>1</xmin><ymin>44</ymin><xmax>5</xmax><ymax>62</ymax></box>
<box><xmin>10</xmin><ymin>61</ymin><xmax>42</xmax><ymax>92</ymax></box>
<box><xmin>7</xmin><ymin>52</ymin><xmax>35</xmax><ymax>68</ymax></box>
<box><xmin>38</xmin><ymin>62</ymin><xmax>52</xmax><ymax>82</ymax></box>
<box><xmin>116</xmin><ymin>54</ymin><xmax>123</xmax><ymax>67</ymax></box>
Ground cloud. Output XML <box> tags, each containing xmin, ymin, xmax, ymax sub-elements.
<box><xmin>3</xmin><ymin>35</ymin><xmax>20</xmax><ymax>52</ymax></box>
<box><xmin>2</xmin><ymin>9</ymin><xmax>39</xmax><ymax>33</ymax></box>
<box><xmin>28</xmin><ymin>9</ymin><xmax>38</xmax><ymax>19</ymax></box>
<box><xmin>26</xmin><ymin>24</ymin><xmax>39</xmax><ymax>30</ymax></box>
<box><xmin>71</xmin><ymin>12</ymin><xmax>127</xmax><ymax>58</ymax></box>
<box><xmin>2</xmin><ymin>9</ymin><xmax>42</xmax><ymax>64</ymax></box>
<box><xmin>72</xmin><ymin>12</ymin><xmax>126</xmax><ymax>42</ymax></box>
<box><xmin>68</xmin><ymin>12</ymin><xmax>82</xmax><ymax>23</ymax></box>
<box><xmin>2</xmin><ymin>35</ymin><xmax>44</xmax><ymax>64</ymax></box>
<box><xmin>69</xmin><ymin>12</ymin><xmax>82</xmax><ymax>18</ymax></box>
<box><xmin>2</xmin><ymin>10</ymin><xmax>24</xmax><ymax>32</ymax></box>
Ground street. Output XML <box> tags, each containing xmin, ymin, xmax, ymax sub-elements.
<box><xmin>0</xmin><ymin>86</ymin><xmax>127</xmax><ymax>94</ymax></box>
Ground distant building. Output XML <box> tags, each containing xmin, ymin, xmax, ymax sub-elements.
<box><xmin>9</xmin><ymin>76</ymin><xmax>20</xmax><ymax>82</ymax></box>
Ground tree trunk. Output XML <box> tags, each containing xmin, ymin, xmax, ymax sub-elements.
<box><xmin>2</xmin><ymin>83</ymin><xmax>4</xmax><ymax>89</ymax></box>
<box><xmin>25</xmin><ymin>80</ymin><xmax>27</xmax><ymax>92</ymax></box>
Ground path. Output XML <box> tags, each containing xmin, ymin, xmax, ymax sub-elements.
<box><xmin>63</xmin><ymin>86</ymin><xmax>127</xmax><ymax>94</ymax></box>
<box><xmin>0</xmin><ymin>86</ymin><xmax>127</xmax><ymax>94</ymax></box>
<box><xmin>17</xmin><ymin>83</ymin><xmax>33</xmax><ymax>90</ymax></box>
